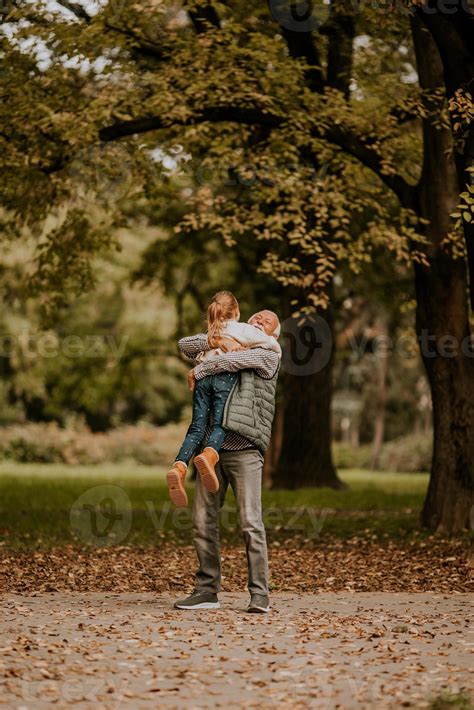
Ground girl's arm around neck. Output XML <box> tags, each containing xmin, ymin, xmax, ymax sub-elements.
<box><xmin>223</xmin><ymin>321</ymin><xmax>281</xmax><ymax>354</ymax></box>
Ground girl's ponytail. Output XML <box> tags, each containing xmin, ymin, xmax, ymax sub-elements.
<box><xmin>207</xmin><ymin>291</ymin><xmax>239</xmax><ymax>348</ymax></box>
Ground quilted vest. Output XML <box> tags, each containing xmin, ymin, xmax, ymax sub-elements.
<box><xmin>222</xmin><ymin>368</ymin><xmax>279</xmax><ymax>454</ymax></box>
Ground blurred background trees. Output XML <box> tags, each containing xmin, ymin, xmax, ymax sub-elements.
<box><xmin>0</xmin><ymin>0</ymin><xmax>472</xmax><ymax>531</ymax></box>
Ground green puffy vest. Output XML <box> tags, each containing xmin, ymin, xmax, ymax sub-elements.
<box><xmin>222</xmin><ymin>368</ymin><xmax>279</xmax><ymax>454</ymax></box>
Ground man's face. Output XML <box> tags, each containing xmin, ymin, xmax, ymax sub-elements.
<box><xmin>249</xmin><ymin>310</ymin><xmax>279</xmax><ymax>336</ymax></box>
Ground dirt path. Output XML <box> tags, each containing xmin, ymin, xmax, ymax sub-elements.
<box><xmin>0</xmin><ymin>593</ymin><xmax>472</xmax><ymax>709</ymax></box>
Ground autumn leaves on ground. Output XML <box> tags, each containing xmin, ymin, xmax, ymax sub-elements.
<box><xmin>1</xmin><ymin>464</ymin><xmax>473</xmax><ymax>709</ymax></box>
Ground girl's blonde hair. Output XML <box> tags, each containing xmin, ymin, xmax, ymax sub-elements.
<box><xmin>207</xmin><ymin>291</ymin><xmax>239</xmax><ymax>348</ymax></box>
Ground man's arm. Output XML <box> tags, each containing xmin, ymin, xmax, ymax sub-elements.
<box><xmin>193</xmin><ymin>348</ymin><xmax>279</xmax><ymax>380</ymax></box>
<box><xmin>178</xmin><ymin>333</ymin><xmax>209</xmax><ymax>361</ymax></box>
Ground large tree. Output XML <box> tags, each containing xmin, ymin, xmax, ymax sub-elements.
<box><xmin>409</xmin><ymin>8</ymin><xmax>474</xmax><ymax>531</ymax></box>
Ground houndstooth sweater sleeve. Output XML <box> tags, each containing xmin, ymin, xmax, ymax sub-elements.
<box><xmin>193</xmin><ymin>348</ymin><xmax>279</xmax><ymax>381</ymax></box>
<box><xmin>177</xmin><ymin>333</ymin><xmax>209</xmax><ymax>361</ymax></box>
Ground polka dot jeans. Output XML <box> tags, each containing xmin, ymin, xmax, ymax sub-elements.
<box><xmin>175</xmin><ymin>372</ymin><xmax>238</xmax><ymax>466</ymax></box>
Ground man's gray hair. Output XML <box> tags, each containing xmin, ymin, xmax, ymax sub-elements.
<box><xmin>249</xmin><ymin>311</ymin><xmax>281</xmax><ymax>338</ymax></box>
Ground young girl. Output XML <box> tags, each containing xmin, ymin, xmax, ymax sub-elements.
<box><xmin>166</xmin><ymin>291</ymin><xmax>281</xmax><ymax>507</ymax></box>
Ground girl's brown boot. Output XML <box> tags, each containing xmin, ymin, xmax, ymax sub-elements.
<box><xmin>194</xmin><ymin>447</ymin><xmax>220</xmax><ymax>493</ymax></box>
<box><xmin>166</xmin><ymin>461</ymin><xmax>188</xmax><ymax>507</ymax></box>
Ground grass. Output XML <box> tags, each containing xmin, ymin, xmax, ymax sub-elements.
<box><xmin>0</xmin><ymin>462</ymin><xmax>430</xmax><ymax>548</ymax></box>
<box><xmin>429</xmin><ymin>692</ymin><xmax>474</xmax><ymax>710</ymax></box>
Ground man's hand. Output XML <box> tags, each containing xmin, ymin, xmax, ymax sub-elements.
<box><xmin>187</xmin><ymin>369</ymin><xmax>196</xmax><ymax>392</ymax></box>
<box><xmin>216</xmin><ymin>336</ymin><xmax>245</xmax><ymax>353</ymax></box>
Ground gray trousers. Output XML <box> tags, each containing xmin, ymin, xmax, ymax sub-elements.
<box><xmin>192</xmin><ymin>448</ymin><xmax>269</xmax><ymax>596</ymax></box>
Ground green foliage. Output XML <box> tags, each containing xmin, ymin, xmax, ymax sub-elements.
<box><xmin>333</xmin><ymin>433</ymin><xmax>431</xmax><ymax>473</ymax></box>
<box><xmin>451</xmin><ymin>166</ymin><xmax>474</xmax><ymax>248</ymax></box>
<box><xmin>333</xmin><ymin>442</ymin><xmax>373</xmax><ymax>469</ymax></box>
<box><xmin>6</xmin><ymin>436</ymin><xmax>64</xmax><ymax>464</ymax></box>
<box><xmin>378</xmin><ymin>432</ymin><xmax>432</xmax><ymax>473</ymax></box>
<box><xmin>0</xmin><ymin>421</ymin><xmax>185</xmax><ymax>465</ymax></box>
<box><xmin>0</xmin><ymin>230</ymin><xmax>190</xmax><ymax>429</ymax></box>
<box><xmin>0</xmin><ymin>0</ymin><xmax>432</xmax><ymax>316</ymax></box>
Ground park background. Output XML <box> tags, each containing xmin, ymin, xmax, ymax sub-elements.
<box><xmin>0</xmin><ymin>1</ymin><xmax>473</xmax><ymax>707</ymax></box>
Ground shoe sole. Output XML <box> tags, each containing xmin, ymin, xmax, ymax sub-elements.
<box><xmin>194</xmin><ymin>455</ymin><xmax>220</xmax><ymax>493</ymax></box>
<box><xmin>247</xmin><ymin>606</ymin><xmax>271</xmax><ymax>613</ymax></box>
<box><xmin>174</xmin><ymin>602</ymin><xmax>220</xmax><ymax>610</ymax></box>
<box><xmin>166</xmin><ymin>470</ymin><xmax>188</xmax><ymax>507</ymax></box>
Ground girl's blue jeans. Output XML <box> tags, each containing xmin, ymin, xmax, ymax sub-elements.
<box><xmin>175</xmin><ymin>372</ymin><xmax>238</xmax><ymax>466</ymax></box>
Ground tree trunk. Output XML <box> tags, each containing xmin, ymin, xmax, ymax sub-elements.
<box><xmin>370</xmin><ymin>319</ymin><xmax>388</xmax><ymax>470</ymax></box>
<box><xmin>414</xmin><ymin>256</ymin><xmax>474</xmax><ymax>532</ymax></box>
<box><xmin>262</xmin><ymin>403</ymin><xmax>283</xmax><ymax>488</ymax></box>
<box><xmin>324</xmin><ymin>0</ymin><xmax>355</xmax><ymax>100</ymax></box>
<box><xmin>424</xmin><ymin>407</ymin><xmax>432</xmax><ymax>436</ymax></box>
<box><xmin>272</xmin><ymin>298</ymin><xmax>344</xmax><ymax>489</ymax></box>
<box><xmin>416</xmin><ymin>5</ymin><xmax>474</xmax><ymax>311</ymax></box>
<box><xmin>412</xmin><ymin>18</ymin><xmax>474</xmax><ymax>532</ymax></box>
<box><xmin>350</xmin><ymin>419</ymin><xmax>360</xmax><ymax>448</ymax></box>
<box><xmin>270</xmin><ymin>1</ymin><xmax>353</xmax><ymax>490</ymax></box>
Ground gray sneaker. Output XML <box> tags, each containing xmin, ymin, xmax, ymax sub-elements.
<box><xmin>247</xmin><ymin>594</ymin><xmax>271</xmax><ymax>613</ymax></box>
<box><xmin>174</xmin><ymin>590</ymin><xmax>220</xmax><ymax>610</ymax></box>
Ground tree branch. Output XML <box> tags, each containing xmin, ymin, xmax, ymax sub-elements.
<box><xmin>99</xmin><ymin>106</ymin><xmax>417</xmax><ymax>207</ymax></box>
<box><xmin>185</xmin><ymin>1</ymin><xmax>221</xmax><ymax>33</ymax></box>
<box><xmin>53</xmin><ymin>0</ymin><xmax>414</xmax><ymax>208</ymax></box>
<box><xmin>98</xmin><ymin>106</ymin><xmax>284</xmax><ymax>141</ymax></box>
<box><xmin>55</xmin><ymin>1</ymin><xmax>92</xmax><ymax>23</ymax></box>
<box><xmin>322</xmin><ymin>123</ymin><xmax>418</xmax><ymax>209</ymax></box>
<box><xmin>104</xmin><ymin>21</ymin><xmax>165</xmax><ymax>60</ymax></box>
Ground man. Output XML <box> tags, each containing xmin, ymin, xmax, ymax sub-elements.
<box><xmin>174</xmin><ymin>310</ymin><xmax>281</xmax><ymax>614</ymax></box>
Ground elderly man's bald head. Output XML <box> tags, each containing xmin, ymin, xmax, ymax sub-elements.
<box><xmin>248</xmin><ymin>310</ymin><xmax>281</xmax><ymax>337</ymax></box>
